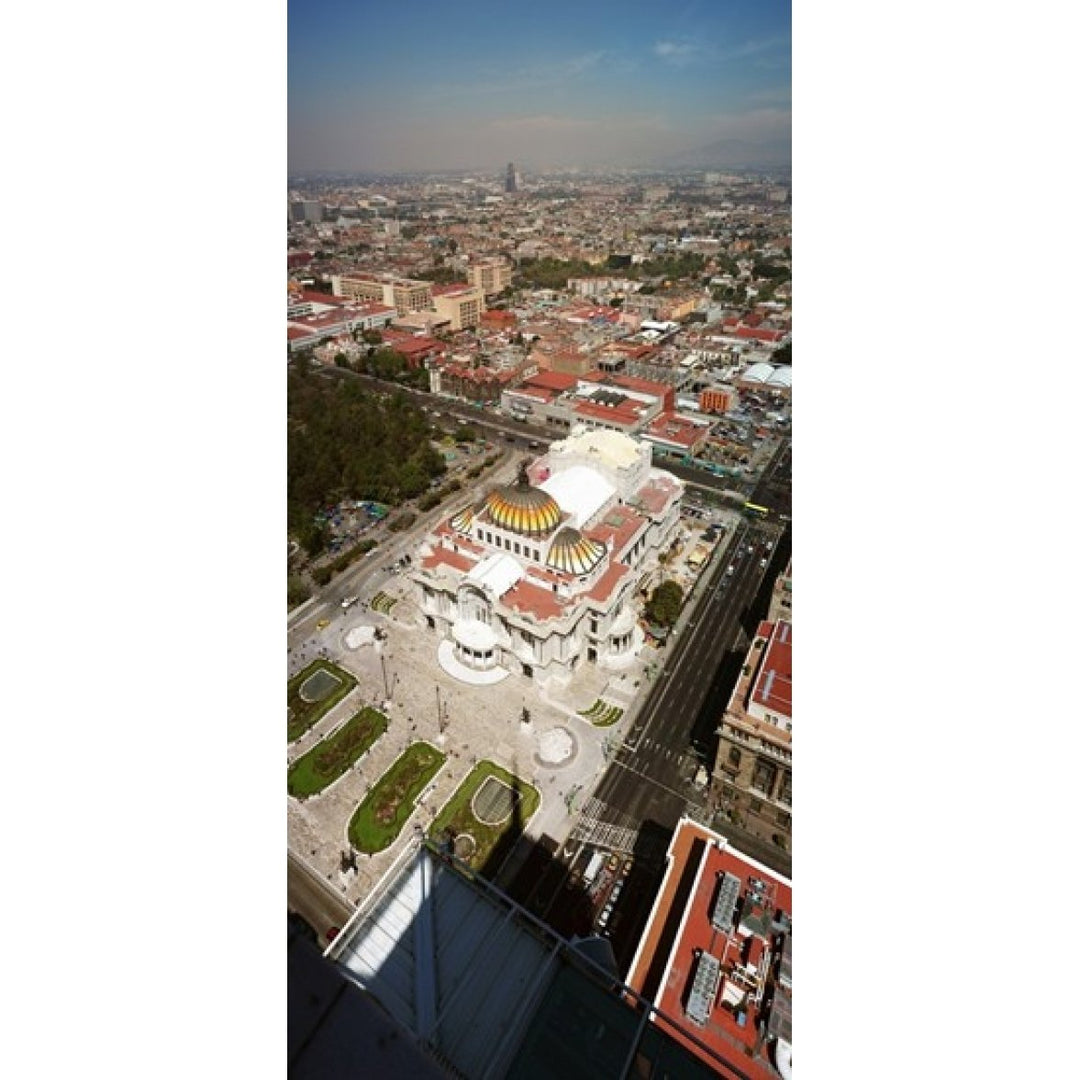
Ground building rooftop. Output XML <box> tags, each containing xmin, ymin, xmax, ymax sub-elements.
<box><xmin>626</xmin><ymin>818</ymin><xmax>793</xmax><ymax>1080</ymax></box>
<box><xmin>326</xmin><ymin>841</ymin><xmax>742</xmax><ymax>1079</ymax></box>
<box><xmin>750</xmin><ymin>620</ymin><xmax>792</xmax><ymax>720</ymax></box>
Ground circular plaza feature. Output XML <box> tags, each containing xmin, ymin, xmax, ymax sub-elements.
<box><xmin>537</xmin><ymin>725</ymin><xmax>577</xmax><ymax>767</ymax></box>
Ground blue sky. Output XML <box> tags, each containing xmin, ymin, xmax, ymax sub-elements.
<box><xmin>288</xmin><ymin>0</ymin><xmax>790</xmax><ymax>173</ymax></box>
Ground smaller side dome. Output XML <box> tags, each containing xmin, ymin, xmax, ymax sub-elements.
<box><xmin>449</xmin><ymin>499</ymin><xmax>485</xmax><ymax>534</ymax></box>
<box><xmin>546</xmin><ymin>527</ymin><xmax>606</xmax><ymax>575</ymax></box>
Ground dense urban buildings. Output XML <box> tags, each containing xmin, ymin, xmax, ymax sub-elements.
<box><xmin>287</xmin><ymin>163</ymin><xmax>794</xmax><ymax>1079</ymax></box>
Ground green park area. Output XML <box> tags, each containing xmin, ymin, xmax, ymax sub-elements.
<box><xmin>348</xmin><ymin>741</ymin><xmax>447</xmax><ymax>854</ymax></box>
<box><xmin>288</xmin><ymin>707</ymin><xmax>389</xmax><ymax>799</ymax></box>
<box><xmin>287</xmin><ymin>659</ymin><xmax>357</xmax><ymax>743</ymax></box>
<box><xmin>429</xmin><ymin>760</ymin><xmax>540</xmax><ymax>875</ymax></box>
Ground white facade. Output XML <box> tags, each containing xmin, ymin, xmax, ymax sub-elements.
<box><xmin>411</xmin><ymin>430</ymin><xmax>683</xmax><ymax>685</ymax></box>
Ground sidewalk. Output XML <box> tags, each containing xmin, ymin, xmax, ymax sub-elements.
<box><xmin>286</xmin><ymin>482</ymin><xmax>733</xmax><ymax>910</ymax></box>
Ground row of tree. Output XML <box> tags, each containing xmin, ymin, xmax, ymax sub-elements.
<box><xmin>513</xmin><ymin>251</ymin><xmax>708</xmax><ymax>291</ymax></box>
<box><xmin>288</xmin><ymin>370</ymin><xmax>447</xmax><ymax>554</ymax></box>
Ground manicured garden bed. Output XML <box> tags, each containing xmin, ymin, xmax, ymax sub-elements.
<box><xmin>287</xmin><ymin>659</ymin><xmax>357</xmax><ymax>742</ymax></box>
<box><xmin>288</xmin><ymin>707</ymin><xmax>389</xmax><ymax>799</ymax></box>
<box><xmin>429</xmin><ymin>760</ymin><xmax>539</xmax><ymax>875</ymax></box>
<box><xmin>348</xmin><ymin>741</ymin><xmax>446</xmax><ymax>854</ymax></box>
<box><xmin>577</xmin><ymin>699</ymin><xmax>625</xmax><ymax>727</ymax></box>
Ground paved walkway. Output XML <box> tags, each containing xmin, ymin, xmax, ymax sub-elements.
<box><xmin>286</xmin><ymin>489</ymin><xmax>738</xmax><ymax>911</ymax></box>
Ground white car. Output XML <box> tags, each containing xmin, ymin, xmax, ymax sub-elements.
<box><xmin>341</xmin><ymin>596</ymin><xmax>359</xmax><ymax>610</ymax></box>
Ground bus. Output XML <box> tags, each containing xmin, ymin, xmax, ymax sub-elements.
<box><xmin>744</xmin><ymin>502</ymin><xmax>770</xmax><ymax>518</ymax></box>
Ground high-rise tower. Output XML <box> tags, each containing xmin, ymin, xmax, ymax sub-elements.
<box><xmin>505</xmin><ymin>162</ymin><xmax>518</xmax><ymax>193</ymax></box>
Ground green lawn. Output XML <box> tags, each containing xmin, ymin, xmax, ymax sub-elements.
<box><xmin>348</xmin><ymin>741</ymin><xmax>447</xmax><ymax>854</ymax></box>
<box><xmin>287</xmin><ymin>659</ymin><xmax>357</xmax><ymax>743</ymax></box>
<box><xmin>429</xmin><ymin>760</ymin><xmax>540</xmax><ymax>875</ymax></box>
<box><xmin>288</xmin><ymin>707</ymin><xmax>389</xmax><ymax>799</ymax></box>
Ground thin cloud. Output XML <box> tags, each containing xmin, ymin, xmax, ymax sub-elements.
<box><xmin>655</xmin><ymin>34</ymin><xmax>789</xmax><ymax>69</ymax></box>
<box><xmin>718</xmin><ymin>36</ymin><xmax>789</xmax><ymax>62</ymax></box>
<box><xmin>653</xmin><ymin>40</ymin><xmax>702</xmax><ymax>67</ymax></box>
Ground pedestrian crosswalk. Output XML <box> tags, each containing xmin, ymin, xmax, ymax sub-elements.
<box><xmin>570</xmin><ymin>797</ymin><xmax>640</xmax><ymax>854</ymax></box>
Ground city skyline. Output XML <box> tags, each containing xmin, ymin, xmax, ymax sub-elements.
<box><xmin>288</xmin><ymin>0</ymin><xmax>791</xmax><ymax>174</ymax></box>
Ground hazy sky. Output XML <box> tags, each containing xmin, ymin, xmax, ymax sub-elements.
<box><xmin>288</xmin><ymin>0</ymin><xmax>790</xmax><ymax>174</ymax></box>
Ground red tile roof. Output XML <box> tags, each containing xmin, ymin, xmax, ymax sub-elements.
<box><xmin>580</xmin><ymin>371</ymin><xmax>669</xmax><ymax>397</ymax></box>
<box><xmin>750</xmin><ymin>620</ymin><xmax>792</xmax><ymax>719</ymax></box>
<box><xmin>523</xmin><ymin>370</ymin><xmax>578</xmax><ymax>392</ymax></box>
<box><xmin>586</xmin><ymin>506</ymin><xmax>647</xmax><ymax>560</ymax></box>
<box><xmin>501</xmin><ymin>577</ymin><xmax>565</xmax><ymax>620</ymax></box>
<box><xmin>420</xmin><ymin>545</ymin><xmax>475</xmax><ymax>575</ymax></box>
<box><xmin>583</xmin><ymin>561</ymin><xmax>629</xmax><ymax>604</ymax></box>
<box><xmin>627</xmin><ymin>818</ymin><xmax>792</xmax><ymax>1079</ymax></box>
<box><xmin>572</xmin><ymin>399</ymin><xmax>641</xmax><ymax>425</ymax></box>
<box><xmin>632</xmin><ymin>474</ymin><xmax>681</xmax><ymax>516</ymax></box>
<box><xmin>735</xmin><ymin>326</ymin><xmax>784</xmax><ymax>343</ymax></box>
<box><xmin>643</xmin><ymin>411</ymin><xmax>709</xmax><ymax>449</ymax></box>
<box><xmin>301</xmin><ymin>289</ymin><xmax>343</xmax><ymax>306</ymax></box>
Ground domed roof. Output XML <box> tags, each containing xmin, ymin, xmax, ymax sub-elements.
<box><xmin>449</xmin><ymin>499</ymin><xmax>486</xmax><ymax>534</ymax></box>
<box><xmin>483</xmin><ymin>463</ymin><xmax>561</xmax><ymax>537</ymax></box>
<box><xmin>546</xmin><ymin>527</ymin><xmax>606</xmax><ymax>575</ymax></box>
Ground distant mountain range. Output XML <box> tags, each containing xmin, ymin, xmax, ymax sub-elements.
<box><xmin>659</xmin><ymin>138</ymin><xmax>791</xmax><ymax>170</ymax></box>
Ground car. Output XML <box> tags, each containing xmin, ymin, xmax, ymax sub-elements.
<box><xmin>341</xmin><ymin>596</ymin><xmax>359</xmax><ymax>610</ymax></box>
<box><xmin>760</xmin><ymin>557</ymin><xmax>768</xmax><ymax>568</ymax></box>
<box><xmin>316</xmin><ymin>618</ymin><xmax>330</xmax><ymax>629</ymax></box>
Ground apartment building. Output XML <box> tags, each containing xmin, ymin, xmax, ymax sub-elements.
<box><xmin>467</xmin><ymin>258</ymin><xmax>512</xmax><ymax>298</ymax></box>
<box><xmin>331</xmin><ymin>272</ymin><xmax>434</xmax><ymax>317</ymax></box>
<box><xmin>432</xmin><ymin>283</ymin><xmax>485</xmax><ymax>331</ymax></box>
<box><xmin>710</xmin><ymin>619</ymin><xmax>792</xmax><ymax>851</ymax></box>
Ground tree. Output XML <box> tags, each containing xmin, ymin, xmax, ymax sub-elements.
<box><xmin>287</xmin><ymin>575</ymin><xmax>312</xmax><ymax>608</ymax></box>
<box><xmin>645</xmin><ymin>580</ymin><xmax>684</xmax><ymax>628</ymax></box>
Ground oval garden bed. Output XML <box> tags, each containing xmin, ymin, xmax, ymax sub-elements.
<box><xmin>288</xmin><ymin>707</ymin><xmax>389</xmax><ymax>799</ymax></box>
<box><xmin>429</xmin><ymin>761</ymin><xmax>539</xmax><ymax>875</ymax></box>
<box><xmin>348</xmin><ymin>741</ymin><xmax>447</xmax><ymax>854</ymax></box>
<box><xmin>287</xmin><ymin>659</ymin><xmax>357</xmax><ymax>743</ymax></box>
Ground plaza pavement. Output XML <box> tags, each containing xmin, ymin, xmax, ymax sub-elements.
<box><xmin>286</xmin><ymin>470</ymin><xmax>744</xmax><ymax>913</ymax></box>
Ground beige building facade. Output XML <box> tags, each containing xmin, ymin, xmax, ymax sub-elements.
<box><xmin>467</xmin><ymin>258</ymin><xmax>512</xmax><ymax>298</ymax></box>
<box><xmin>710</xmin><ymin>618</ymin><xmax>792</xmax><ymax>851</ymax></box>
<box><xmin>432</xmin><ymin>285</ymin><xmax>485</xmax><ymax>331</ymax></box>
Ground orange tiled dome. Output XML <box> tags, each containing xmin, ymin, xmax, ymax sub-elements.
<box><xmin>545</xmin><ymin>527</ymin><xmax>606</xmax><ymax>575</ymax></box>
<box><xmin>483</xmin><ymin>463</ymin><xmax>561</xmax><ymax>537</ymax></box>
